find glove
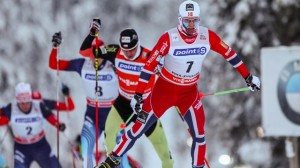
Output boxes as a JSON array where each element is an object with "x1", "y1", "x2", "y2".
[
  {"x1": 52, "y1": 31, "x2": 62, "y2": 48},
  {"x1": 89, "y1": 18, "x2": 101, "y2": 36},
  {"x1": 245, "y1": 74, "x2": 261, "y2": 91},
  {"x1": 93, "y1": 45, "x2": 107, "y2": 58},
  {"x1": 58, "y1": 123, "x2": 66, "y2": 132},
  {"x1": 61, "y1": 84, "x2": 70, "y2": 96},
  {"x1": 130, "y1": 93, "x2": 144, "y2": 114}
]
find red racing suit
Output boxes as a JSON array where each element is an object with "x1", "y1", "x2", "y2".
[{"x1": 113, "y1": 26, "x2": 250, "y2": 168}]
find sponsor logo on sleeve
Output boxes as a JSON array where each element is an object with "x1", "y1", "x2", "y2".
[
  {"x1": 106, "y1": 46, "x2": 118, "y2": 52},
  {"x1": 220, "y1": 41, "x2": 229, "y2": 49},
  {"x1": 146, "y1": 50, "x2": 159, "y2": 66}
]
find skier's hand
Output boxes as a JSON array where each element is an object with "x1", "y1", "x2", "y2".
[
  {"x1": 93, "y1": 45, "x2": 107, "y2": 58},
  {"x1": 61, "y1": 84, "x2": 70, "y2": 96},
  {"x1": 245, "y1": 74, "x2": 261, "y2": 91},
  {"x1": 130, "y1": 93, "x2": 144, "y2": 114},
  {"x1": 89, "y1": 18, "x2": 101, "y2": 36},
  {"x1": 58, "y1": 123, "x2": 66, "y2": 132},
  {"x1": 52, "y1": 32, "x2": 62, "y2": 48}
]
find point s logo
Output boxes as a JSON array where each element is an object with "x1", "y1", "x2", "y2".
[
  {"x1": 85, "y1": 74, "x2": 113, "y2": 81},
  {"x1": 173, "y1": 47, "x2": 206, "y2": 56},
  {"x1": 277, "y1": 60, "x2": 300, "y2": 125},
  {"x1": 118, "y1": 62, "x2": 142, "y2": 72}
]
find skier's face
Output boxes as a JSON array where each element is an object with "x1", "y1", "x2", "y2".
[
  {"x1": 181, "y1": 17, "x2": 200, "y2": 37},
  {"x1": 18, "y1": 102, "x2": 32, "y2": 112},
  {"x1": 122, "y1": 47, "x2": 137, "y2": 60}
]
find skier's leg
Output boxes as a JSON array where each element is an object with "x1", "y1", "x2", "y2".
[
  {"x1": 104, "y1": 106, "x2": 123, "y2": 153},
  {"x1": 14, "y1": 143, "x2": 32, "y2": 168},
  {"x1": 97, "y1": 110, "x2": 159, "y2": 168},
  {"x1": 81, "y1": 113, "x2": 97, "y2": 168},
  {"x1": 81, "y1": 106, "x2": 110, "y2": 168},
  {"x1": 34, "y1": 138, "x2": 62, "y2": 168},
  {"x1": 105, "y1": 106, "x2": 132, "y2": 168},
  {"x1": 180, "y1": 98, "x2": 206, "y2": 168}
]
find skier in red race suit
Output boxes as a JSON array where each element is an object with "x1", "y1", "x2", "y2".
[{"x1": 96, "y1": 0, "x2": 261, "y2": 167}]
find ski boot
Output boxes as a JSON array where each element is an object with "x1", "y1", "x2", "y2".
[{"x1": 95, "y1": 153, "x2": 121, "y2": 168}]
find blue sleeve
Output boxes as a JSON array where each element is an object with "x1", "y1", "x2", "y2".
[
  {"x1": 64, "y1": 58, "x2": 85, "y2": 76},
  {"x1": 39, "y1": 102, "x2": 53, "y2": 118},
  {"x1": 43, "y1": 99, "x2": 56, "y2": 110},
  {"x1": 1, "y1": 103, "x2": 12, "y2": 120}
]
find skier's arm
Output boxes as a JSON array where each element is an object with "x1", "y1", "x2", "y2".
[
  {"x1": 0, "y1": 104, "x2": 12, "y2": 126},
  {"x1": 208, "y1": 30, "x2": 250, "y2": 78},
  {"x1": 43, "y1": 85, "x2": 75, "y2": 111},
  {"x1": 48, "y1": 48, "x2": 71, "y2": 70},
  {"x1": 79, "y1": 34, "x2": 117, "y2": 64},
  {"x1": 43, "y1": 98, "x2": 74, "y2": 112},
  {"x1": 0, "y1": 108, "x2": 9, "y2": 126},
  {"x1": 135, "y1": 32, "x2": 170, "y2": 94},
  {"x1": 79, "y1": 34, "x2": 104, "y2": 58},
  {"x1": 40, "y1": 102, "x2": 59, "y2": 126}
]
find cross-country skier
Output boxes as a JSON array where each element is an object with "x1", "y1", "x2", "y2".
[
  {"x1": 96, "y1": 0, "x2": 261, "y2": 167},
  {"x1": 0, "y1": 82, "x2": 66, "y2": 168},
  {"x1": 0, "y1": 84, "x2": 75, "y2": 126},
  {"x1": 80, "y1": 23, "x2": 173, "y2": 168},
  {"x1": 49, "y1": 30, "x2": 119, "y2": 168}
]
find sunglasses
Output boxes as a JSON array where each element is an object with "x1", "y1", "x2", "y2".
[{"x1": 182, "y1": 17, "x2": 200, "y2": 27}]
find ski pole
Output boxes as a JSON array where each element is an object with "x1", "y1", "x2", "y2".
[
  {"x1": 120, "y1": 113, "x2": 135, "y2": 129},
  {"x1": 55, "y1": 32, "x2": 62, "y2": 167},
  {"x1": 120, "y1": 87, "x2": 250, "y2": 128},
  {"x1": 199, "y1": 87, "x2": 249, "y2": 98},
  {"x1": 61, "y1": 132, "x2": 77, "y2": 168},
  {"x1": 94, "y1": 28, "x2": 100, "y2": 164},
  {"x1": 0, "y1": 127, "x2": 9, "y2": 147}
]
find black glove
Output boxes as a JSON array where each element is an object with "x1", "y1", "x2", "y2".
[
  {"x1": 93, "y1": 45, "x2": 107, "y2": 58},
  {"x1": 130, "y1": 93, "x2": 144, "y2": 114},
  {"x1": 245, "y1": 74, "x2": 261, "y2": 91},
  {"x1": 52, "y1": 32, "x2": 62, "y2": 48},
  {"x1": 89, "y1": 18, "x2": 101, "y2": 36},
  {"x1": 58, "y1": 123, "x2": 66, "y2": 132},
  {"x1": 61, "y1": 84, "x2": 70, "y2": 96}
]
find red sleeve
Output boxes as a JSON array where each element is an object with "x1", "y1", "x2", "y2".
[
  {"x1": 46, "y1": 114, "x2": 59, "y2": 127},
  {"x1": 66, "y1": 96, "x2": 75, "y2": 111},
  {"x1": 0, "y1": 115, "x2": 9, "y2": 126},
  {"x1": 55, "y1": 96, "x2": 75, "y2": 111},
  {"x1": 79, "y1": 36, "x2": 105, "y2": 58},
  {"x1": 0, "y1": 109, "x2": 9, "y2": 125},
  {"x1": 144, "y1": 32, "x2": 170, "y2": 70},
  {"x1": 32, "y1": 91, "x2": 42, "y2": 100},
  {"x1": 208, "y1": 30, "x2": 250, "y2": 78},
  {"x1": 135, "y1": 32, "x2": 170, "y2": 94},
  {"x1": 49, "y1": 48, "x2": 71, "y2": 70}
]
